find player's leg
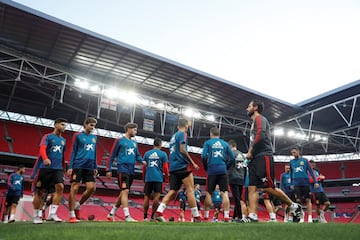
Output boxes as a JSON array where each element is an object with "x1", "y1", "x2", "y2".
[
  {"x1": 230, "y1": 184, "x2": 242, "y2": 221},
  {"x1": 263, "y1": 197, "x2": 276, "y2": 222},
  {"x1": 151, "y1": 192, "x2": 161, "y2": 219},
  {"x1": 69, "y1": 180, "x2": 80, "y2": 222},
  {"x1": 320, "y1": 193, "x2": 330, "y2": 223},
  {"x1": 120, "y1": 174, "x2": 137, "y2": 221},
  {"x1": 107, "y1": 173, "x2": 124, "y2": 221},
  {"x1": 204, "y1": 175, "x2": 215, "y2": 220},
  {"x1": 3, "y1": 197, "x2": 11, "y2": 223},
  {"x1": 218, "y1": 175, "x2": 231, "y2": 221},
  {"x1": 240, "y1": 186, "x2": 249, "y2": 220},
  {"x1": 151, "y1": 184, "x2": 161, "y2": 219},
  {"x1": 32, "y1": 170, "x2": 47, "y2": 224},
  {"x1": 143, "y1": 194, "x2": 150, "y2": 221},
  {"x1": 78, "y1": 170, "x2": 96, "y2": 206},
  {"x1": 33, "y1": 189, "x2": 46, "y2": 224},
  {"x1": 154, "y1": 170, "x2": 182, "y2": 222},
  {"x1": 8, "y1": 202, "x2": 18, "y2": 223},
  {"x1": 75, "y1": 178, "x2": 96, "y2": 220},
  {"x1": 182, "y1": 173, "x2": 201, "y2": 220},
  {"x1": 48, "y1": 182, "x2": 64, "y2": 222}
]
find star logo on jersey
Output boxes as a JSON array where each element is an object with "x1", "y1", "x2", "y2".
[
  {"x1": 211, "y1": 141, "x2": 224, "y2": 149},
  {"x1": 170, "y1": 146, "x2": 175, "y2": 154},
  {"x1": 127, "y1": 148, "x2": 135, "y2": 155},
  {"x1": 213, "y1": 150, "x2": 223, "y2": 158},
  {"x1": 236, "y1": 161, "x2": 244, "y2": 169},
  {"x1": 61, "y1": 140, "x2": 65, "y2": 146},
  {"x1": 85, "y1": 144, "x2": 94, "y2": 151},
  {"x1": 295, "y1": 166, "x2": 303, "y2": 172},
  {"x1": 261, "y1": 177, "x2": 268, "y2": 183},
  {"x1": 92, "y1": 138, "x2": 96, "y2": 143},
  {"x1": 52, "y1": 145, "x2": 62, "y2": 152},
  {"x1": 149, "y1": 160, "x2": 159, "y2": 168},
  {"x1": 14, "y1": 180, "x2": 21, "y2": 185},
  {"x1": 149, "y1": 152, "x2": 159, "y2": 159}
]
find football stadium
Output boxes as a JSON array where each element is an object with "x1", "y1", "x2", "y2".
[{"x1": 0, "y1": 1, "x2": 359, "y2": 239}]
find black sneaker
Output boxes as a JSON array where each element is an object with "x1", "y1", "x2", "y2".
[
  {"x1": 290, "y1": 204, "x2": 304, "y2": 223},
  {"x1": 239, "y1": 217, "x2": 258, "y2": 223}
]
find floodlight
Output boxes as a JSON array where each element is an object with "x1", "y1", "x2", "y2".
[
  {"x1": 205, "y1": 115, "x2": 215, "y2": 122},
  {"x1": 74, "y1": 78, "x2": 89, "y2": 89},
  {"x1": 273, "y1": 128, "x2": 284, "y2": 136}
]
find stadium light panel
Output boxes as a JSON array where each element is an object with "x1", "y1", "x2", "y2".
[
  {"x1": 193, "y1": 111, "x2": 202, "y2": 119},
  {"x1": 104, "y1": 88, "x2": 118, "y2": 99},
  {"x1": 90, "y1": 85, "x2": 101, "y2": 93},
  {"x1": 74, "y1": 78, "x2": 89, "y2": 90},
  {"x1": 184, "y1": 108, "x2": 194, "y2": 117},
  {"x1": 119, "y1": 91, "x2": 139, "y2": 104},
  {"x1": 205, "y1": 115, "x2": 215, "y2": 122},
  {"x1": 273, "y1": 128, "x2": 284, "y2": 136},
  {"x1": 287, "y1": 130, "x2": 295, "y2": 137}
]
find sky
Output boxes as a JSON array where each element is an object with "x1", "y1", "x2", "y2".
[{"x1": 13, "y1": 0, "x2": 360, "y2": 104}]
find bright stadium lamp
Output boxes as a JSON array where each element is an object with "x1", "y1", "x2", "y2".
[
  {"x1": 74, "y1": 78, "x2": 89, "y2": 90},
  {"x1": 193, "y1": 111, "x2": 202, "y2": 119},
  {"x1": 205, "y1": 115, "x2": 215, "y2": 122},
  {"x1": 287, "y1": 130, "x2": 295, "y2": 137},
  {"x1": 90, "y1": 85, "x2": 101, "y2": 93},
  {"x1": 104, "y1": 88, "x2": 118, "y2": 99},
  {"x1": 273, "y1": 128, "x2": 284, "y2": 136},
  {"x1": 156, "y1": 102, "x2": 165, "y2": 110},
  {"x1": 184, "y1": 108, "x2": 194, "y2": 117},
  {"x1": 120, "y1": 91, "x2": 139, "y2": 104}
]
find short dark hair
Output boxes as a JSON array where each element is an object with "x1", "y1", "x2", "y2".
[
  {"x1": 251, "y1": 99, "x2": 264, "y2": 113},
  {"x1": 154, "y1": 138, "x2": 162, "y2": 147},
  {"x1": 17, "y1": 164, "x2": 25, "y2": 170},
  {"x1": 84, "y1": 117, "x2": 97, "y2": 125},
  {"x1": 178, "y1": 118, "x2": 188, "y2": 128},
  {"x1": 124, "y1": 122, "x2": 138, "y2": 132},
  {"x1": 309, "y1": 159, "x2": 315, "y2": 163},
  {"x1": 210, "y1": 127, "x2": 220, "y2": 136},
  {"x1": 54, "y1": 118, "x2": 67, "y2": 125},
  {"x1": 291, "y1": 146, "x2": 300, "y2": 152},
  {"x1": 228, "y1": 140, "x2": 237, "y2": 148}
]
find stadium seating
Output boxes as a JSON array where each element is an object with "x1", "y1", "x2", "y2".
[
  {"x1": 0, "y1": 121, "x2": 10, "y2": 152},
  {"x1": 5, "y1": 121, "x2": 42, "y2": 156}
]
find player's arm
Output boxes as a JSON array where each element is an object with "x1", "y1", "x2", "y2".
[
  {"x1": 201, "y1": 142, "x2": 209, "y2": 171},
  {"x1": 289, "y1": 162, "x2": 294, "y2": 190},
  {"x1": 30, "y1": 157, "x2": 41, "y2": 180},
  {"x1": 142, "y1": 161, "x2": 146, "y2": 182},
  {"x1": 180, "y1": 143, "x2": 199, "y2": 170},
  {"x1": 280, "y1": 174, "x2": 285, "y2": 191},
  {"x1": 67, "y1": 133, "x2": 79, "y2": 175},
  {"x1": 306, "y1": 160, "x2": 319, "y2": 188},
  {"x1": 246, "y1": 116, "x2": 263, "y2": 159},
  {"x1": 7, "y1": 174, "x2": 14, "y2": 190},
  {"x1": 39, "y1": 135, "x2": 51, "y2": 166},
  {"x1": 135, "y1": 146, "x2": 146, "y2": 165},
  {"x1": 62, "y1": 144, "x2": 67, "y2": 173},
  {"x1": 93, "y1": 137, "x2": 98, "y2": 176},
  {"x1": 163, "y1": 153, "x2": 169, "y2": 183},
  {"x1": 20, "y1": 177, "x2": 24, "y2": 198},
  {"x1": 226, "y1": 145, "x2": 235, "y2": 169},
  {"x1": 106, "y1": 139, "x2": 119, "y2": 178}
]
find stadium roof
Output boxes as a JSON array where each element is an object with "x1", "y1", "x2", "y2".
[{"x1": 0, "y1": 0, "x2": 359, "y2": 156}]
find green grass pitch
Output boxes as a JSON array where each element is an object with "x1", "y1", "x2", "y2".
[{"x1": 0, "y1": 221, "x2": 359, "y2": 240}]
